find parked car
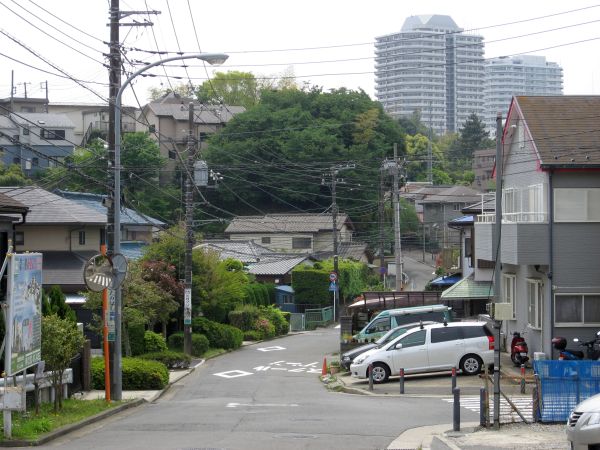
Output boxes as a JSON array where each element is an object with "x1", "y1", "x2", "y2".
[
  {"x1": 352, "y1": 304, "x2": 453, "y2": 343},
  {"x1": 341, "y1": 321, "x2": 437, "y2": 370},
  {"x1": 350, "y1": 321, "x2": 494, "y2": 383},
  {"x1": 567, "y1": 392, "x2": 600, "y2": 449}
]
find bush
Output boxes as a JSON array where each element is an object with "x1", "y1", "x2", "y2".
[
  {"x1": 167, "y1": 332, "x2": 184, "y2": 350},
  {"x1": 192, "y1": 317, "x2": 243, "y2": 350},
  {"x1": 291, "y1": 267, "x2": 330, "y2": 306},
  {"x1": 254, "y1": 318, "x2": 276, "y2": 339},
  {"x1": 191, "y1": 333, "x2": 209, "y2": 356},
  {"x1": 243, "y1": 330, "x2": 263, "y2": 341},
  {"x1": 261, "y1": 306, "x2": 289, "y2": 336},
  {"x1": 127, "y1": 324, "x2": 146, "y2": 356},
  {"x1": 92, "y1": 357, "x2": 169, "y2": 390},
  {"x1": 229, "y1": 305, "x2": 261, "y2": 331},
  {"x1": 144, "y1": 331, "x2": 168, "y2": 353},
  {"x1": 140, "y1": 351, "x2": 191, "y2": 369}
]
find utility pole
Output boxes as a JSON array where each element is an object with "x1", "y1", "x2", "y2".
[
  {"x1": 392, "y1": 143, "x2": 403, "y2": 291},
  {"x1": 184, "y1": 102, "x2": 195, "y2": 355},
  {"x1": 18, "y1": 82, "x2": 30, "y2": 98},
  {"x1": 10, "y1": 71, "x2": 14, "y2": 113},
  {"x1": 427, "y1": 101, "x2": 433, "y2": 184},
  {"x1": 41, "y1": 81, "x2": 48, "y2": 112},
  {"x1": 378, "y1": 166, "x2": 385, "y2": 282},
  {"x1": 492, "y1": 112, "x2": 503, "y2": 429}
]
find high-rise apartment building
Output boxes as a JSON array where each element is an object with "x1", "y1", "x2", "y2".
[
  {"x1": 484, "y1": 55, "x2": 563, "y2": 134},
  {"x1": 375, "y1": 15, "x2": 485, "y2": 135}
]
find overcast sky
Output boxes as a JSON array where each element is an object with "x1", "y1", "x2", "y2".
[{"x1": 1, "y1": 0, "x2": 600, "y2": 107}]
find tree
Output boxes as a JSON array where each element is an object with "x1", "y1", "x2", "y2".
[
  {"x1": 41, "y1": 315, "x2": 85, "y2": 412},
  {"x1": 449, "y1": 113, "x2": 493, "y2": 161},
  {"x1": 0, "y1": 163, "x2": 31, "y2": 186},
  {"x1": 196, "y1": 71, "x2": 261, "y2": 109},
  {"x1": 42, "y1": 285, "x2": 76, "y2": 322}
]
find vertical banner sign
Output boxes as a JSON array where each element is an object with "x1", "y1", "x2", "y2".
[
  {"x1": 107, "y1": 289, "x2": 116, "y2": 341},
  {"x1": 6, "y1": 253, "x2": 43, "y2": 376},
  {"x1": 184, "y1": 288, "x2": 192, "y2": 325}
]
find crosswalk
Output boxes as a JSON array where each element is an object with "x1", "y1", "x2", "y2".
[{"x1": 442, "y1": 396, "x2": 533, "y2": 423}]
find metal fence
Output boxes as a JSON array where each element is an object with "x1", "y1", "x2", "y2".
[
  {"x1": 534, "y1": 360, "x2": 600, "y2": 422},
  {"x1": 305, "y1": 306, "x2": 333, "y2": 330},
  {"x1": 289, "y1": 313, "x2": 305, "y2": 332}
]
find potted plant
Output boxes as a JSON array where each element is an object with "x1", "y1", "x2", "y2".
[{"x1": 329, "y1": 359, "x2": 341, "y2": 375}]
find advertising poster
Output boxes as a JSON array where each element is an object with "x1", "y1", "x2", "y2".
[{"x1": 6, "y1": 253, "x2": 43, "y2": 376}]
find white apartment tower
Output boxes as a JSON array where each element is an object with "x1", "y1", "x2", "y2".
[
  {"x1": 375, "y1": 15, "x2": 485, "y2": 135},
  {"x1": 484, "y1": 55, "x2": 563, "y2": 134}
]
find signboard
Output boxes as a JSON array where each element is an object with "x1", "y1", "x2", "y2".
[
  {"x1": 6, "y1": 253, "x2": 43, "y2": 376},
  {"x1": 107, "y1": 289, "x2": 116, "y2": 341},
  {"x1": 184, "y1": 288, "x2": 192, "y2": 325},
  {"x1": 329, "y1": 281, "x2": 337, "y2": 292},
  {"x1": 329, "y1": 272, "x2": 337, "y2": 282}
]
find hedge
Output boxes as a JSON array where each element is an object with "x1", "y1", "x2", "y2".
[
  {"x1": 92, "y1": 357, "x2": 169, "y2": 390},
  {"x1": 140, "y1": 351, "x2": 191, "y2": 369},
  {"x1": 126, "y1": 324, "x2": 146, "y2": 356},
  {"x1": 192, "y1": 317, "x2": 243, "y2": 350},
  {"x1": 291, "y1": 267, "x2": 330, "y2": 306},
  {"x1": 167, "y1": 332, "x2": 209, "y2": 357},
  {"x1": 228, "y1": 305, "x2": 261, "y2": 331},
  {"x1": 144, "y1": 331, "x2": 168, "y2": 353}
]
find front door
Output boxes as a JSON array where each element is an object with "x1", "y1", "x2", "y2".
[{"x1": 388, "y1": 329, "x2": 428, "y2": 374}]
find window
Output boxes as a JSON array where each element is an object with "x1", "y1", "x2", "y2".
[
  {"x1": 431, "y1": 327, "x2": 462, "y2": 343},
  {"x1": 527, "y1": 279, "x2": 543, "y2": 329},
  {"x1": 261, "y1": 237, "x2": 271, "y2": 244},
  {"x1": 282, "y1": 294, "x2": 293, "y2": 305},
  {"x1": 292, "y1": 237, "x2": 311, "y2": 249},
  {"x1": 502, "y1": 274, "x2": 516, "y2": 319},
  {"x1": 554, "y1": 188, "x2": 600, "y2": 222},
  {"x1": 32, "y1": 157, "x2": 38, "y2": 167},
  {"x1": 25, "y1": 159, "x2": 31, "y2": 170},
  {"x1": 78, "y1": 231, "x2": 86, "y2": 245},
  {"x1": 397, "y1": 329, "x2": 426, "y2": 348},
  {"x1": 14, "y1": 231, "x2": 24, "y2": 245},
  {"x1": 366, "y1": 317, "x2": 390, "y2": 334},
  {"x1": 22, "y1": 126, "x2": 29, "y2": 136},
  {"x1": 555, "y1": 294, "x2": 600, "y2": 325},
  {"x1": 41, "y1": 129, "x2": 65, "y2": 140},
  {"x1": 168, "y1": 150, "x2": 176, "y2": 160},
  {"x1": 13, "y1": 157, "x2": 20, "y2": 165}
]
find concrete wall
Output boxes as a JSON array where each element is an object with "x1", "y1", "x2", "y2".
[{"x1": 15, "y1": 225, "x2": 103, "y2": 252}]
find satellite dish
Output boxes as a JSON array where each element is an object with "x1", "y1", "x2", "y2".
[{"x1": 83, "y1": 253, "x2": 128, "y2": 292}]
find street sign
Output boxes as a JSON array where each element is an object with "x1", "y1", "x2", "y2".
[
  {"x1": 184, "y1": 288, "x2": 192, "y2": 325},
  {"x1": 329, "y1": 281, "x2": 337, "y2": 292},
  {"x1": 107, "y1": 289, "x2": 116, "y2": 341},
  {"x1": 329, "y1": 272, "x2": 337, "y2": 282}
]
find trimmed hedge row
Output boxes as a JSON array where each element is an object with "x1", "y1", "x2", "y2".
[
  {"x1": 192, "y1": 317, "x2": 243, "y2": 350},
  {"x1": 139, "y1": 350, "x2": 191, "y2": 369},
  {"x1": 167, "y1": 332, "x2": 209, "y2": 357},
  {"x1": 91, "y1": 357, "x2": 169, "y2": 390},
  {"x1": 228, "y1": 305, "x2": 289, "y2": 341}
]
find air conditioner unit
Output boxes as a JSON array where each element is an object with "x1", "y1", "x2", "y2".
[{"x1": 487, "y1": 302, "x2": 513, "y2": 321}]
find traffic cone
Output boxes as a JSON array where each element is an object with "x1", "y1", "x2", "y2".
[{"x1": 322, "y1": 357, "x2": 328, "y2": 376}]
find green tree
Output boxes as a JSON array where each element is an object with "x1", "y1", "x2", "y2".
[
  {"x1": 449, "y1": 113, "x2": 493, "y2": 161},
  {"x1": 42, "y1": 285, "x2": 76, "y2": 322},
  {"x1": 41, "y1": 314, "x2": 85, "y2": 412},
  {"x1": 0, "y1": 163, "x2": 31, "y2": 186},
  {"x1": 196, "y1": 71, "x2": 261, "y2": 109}
]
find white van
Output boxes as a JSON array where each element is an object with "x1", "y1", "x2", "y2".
[{"x1": 350, "y1": 321, "x2": 494, "y2": 383}]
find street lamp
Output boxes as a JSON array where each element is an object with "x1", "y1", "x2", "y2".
[{"x1": 112, "y1": 52, "x2": 228, "y2": 400}]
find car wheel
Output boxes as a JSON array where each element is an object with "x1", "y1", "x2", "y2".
[
  {"x1": 370, "y1": 363, "x2": 390, "y2": 383},
  {"x1": 460, "y1": 355, "x2": 483, "y2": 375}
]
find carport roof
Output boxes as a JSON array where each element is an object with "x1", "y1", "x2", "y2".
[{"x1": 441, "y1": 274, "x2": 493, "y2": 300}]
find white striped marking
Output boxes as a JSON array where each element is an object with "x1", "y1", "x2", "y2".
[{"x1": 443, "y1": 396, "x2": 533, "y2": 422}]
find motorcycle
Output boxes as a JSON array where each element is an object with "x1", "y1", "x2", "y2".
[
  {"x1": 552, "y1": 331, "x2": 600, "y2": 360},
  {"x1": 510, "y1": 331, "x2": 529, "y2": 366}
]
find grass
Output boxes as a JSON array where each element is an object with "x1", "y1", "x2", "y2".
[
  {"x1": 203, "y1": 348, "x2": 228, "y2": 359},
  {"x1": 0, "y1": 399, "x2": 120, "y2": 442}
]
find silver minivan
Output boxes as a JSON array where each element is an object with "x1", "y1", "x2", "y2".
[{"x1": 350, "y1": 321, "x2": 495, "y2": 383}]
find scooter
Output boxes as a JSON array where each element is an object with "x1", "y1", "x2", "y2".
[
  {"x1": 510, "y1": 331, "x2": 529, "y2": 366},
  {"x1": 552, "y1": 332, "x2": 600, "y2": 360}
]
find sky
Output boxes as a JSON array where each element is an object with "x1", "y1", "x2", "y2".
[{"x1": 1, "y1": 0, "x2": 600, "y2": 108}]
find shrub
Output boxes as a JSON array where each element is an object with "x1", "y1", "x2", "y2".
[
  {"x1": 229, "y1": 305, "x2": 261, "y2": 331},
  {"x1": 144, "y1": 331, "x2": 168, "y2": 353},
  {"x1": 261, "y1": 306, "x2": 289, "y2": 336},
  {"x1": 192, "y1": 317, "x2": 243, "y2": 350},
  {"x1": 167, "y1": 332, "x2": 184, "y2": 350},
  {"x1": 291, "y1": 267, "x2": 330, "y2": 306},
  {"x1": 126, "y1": 324, "x2": 146, "y2": 356},
  {"x1": 254, "y1": 318, "x2": 275, "y2": 339},
  {"x1": 191, "y1": 333, "x2": 209, "y2": 356},
  {"x1": 140, "y1": 351, "x2": 191, "y2": 369},
  {"x1": 92, "y1": 357, "x2": 169, "y2": 390},
  {"x1": 243, "y1": 330, "x2": 263, "y2": 341}
]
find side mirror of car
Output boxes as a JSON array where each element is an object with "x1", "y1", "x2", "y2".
[{"x1": 394, "y1": 343, "x2": 403, "y2": 350}]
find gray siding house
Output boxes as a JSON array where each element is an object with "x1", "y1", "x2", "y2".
[{"x1": 474, "y1": 96, "x2": 600, "y2": 355}]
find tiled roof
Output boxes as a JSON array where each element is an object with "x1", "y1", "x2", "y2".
[
  {"x1": 247, "y1": 256, "x2": 307, "y2": 276},
  {"x1": 0, "y1": 192, "x2": 28, "y2": 214},
  {"x1": 194, "y1": 240, "x2": 273, "y2": 263},
  {"x1": 512, "y1": 96, "x2": 600, "y2": 168},
  {"x1": 42, "y1": 251, "x2": 96, "y2": 286},
  {"x1": 441, "y1": 274, "x2": 494, "y2": 300},
  {"x1": 11, "y1": 113, "x2": 75, "y2": 129},
  {"x1": 225, "y1": 213, "x2": 351, "y2": 234},
  {"x1": 0, "y1": 187, "x2": 106, "y2": 224},
  {"x1": 311, "y1": 241, "x2": 368, "y2": 261},
  {"x1": 54, "y1": 190, "x2": 163, "y2": 226},
  {"x1": 420, "y1": 186, "x2": 482, "y2": 204},
  {"x1": 144, "y1": 94, "x2": 244, "y2": 124}
]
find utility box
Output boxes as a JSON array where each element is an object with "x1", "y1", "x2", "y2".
[{"x1": 487, "y1": 302, "x2": 514, "y2": 321}]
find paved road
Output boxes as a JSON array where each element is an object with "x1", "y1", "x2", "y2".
[
  {"x1": 43, "y1": 327, "x2": 478, "y2": 450},
  {"x1": 403, "y1": 252, "x2": 436, "y2": 291}
]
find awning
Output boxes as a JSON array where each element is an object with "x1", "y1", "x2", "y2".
[
  {"x1": 430, "y1": 274, "x2": 462, "y2": 286},
  {"x1": 441, "y1": 274, "x2": 493, "y2": 300}
]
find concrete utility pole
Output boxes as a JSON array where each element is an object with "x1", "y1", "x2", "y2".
[
  {"x1": 492, "y1": 112, "x2": 503, "y2": 429},
  {"x1": 427, "y1": 101, "x2": 433, "y2": 184},
  {"x1": 184, "y1": 102, "x2": 195, "y2": 356},
  {"x1": 378, "y1": 166, "x2": 385, "y2": 281},
  {"x1": 392, "y1": 143, "x2": 403, "y2": 291}
]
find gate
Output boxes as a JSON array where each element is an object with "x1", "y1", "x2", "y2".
[
  {"x1": 534, "y1": 360, "x2": 600, "y2": 422},
  {"x1": 289, "y1": 313, "x2": 305, "y2": 331},
  {"x1": 305, "y1": 306, "x2": 333, "y2": 330}
]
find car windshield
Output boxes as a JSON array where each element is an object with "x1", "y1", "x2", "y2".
[{"x1": 375, "y1": 327, "x2": 409, "y2": 347}]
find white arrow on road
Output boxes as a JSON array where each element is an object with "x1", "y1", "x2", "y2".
[{"x1": 226, "y1": 402, "x2": 299, "y2": 408}]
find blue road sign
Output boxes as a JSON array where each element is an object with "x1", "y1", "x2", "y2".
[{"x1": 329, "y1": 281, "x2": 337, "y2": 292}]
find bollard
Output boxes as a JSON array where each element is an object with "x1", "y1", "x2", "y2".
[
  {"x1": 480, "y1": 388, "x2": 487, "y2": 427},
  {"x1": 451, "y1": 366, "x2": 457, "y2": 393},
  {"x1": 368, "y1": 364, "x2": 374, "y2": 391},
  {"x1": 453, "y1": 387, "x2": 461, "y2": 432},
  {"x1": 399, "y1": 368, "x2": 405, "y2": 394},
  {"x1": 520, "y1": 364, "x2": 526, "y2": 394},
  {"x1": 532, "y1": 385, "x2": 539, "y2": 423}
]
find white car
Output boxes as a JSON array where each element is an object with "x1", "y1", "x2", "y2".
[
  {"x1": 350, "y1": 321, "x2": 495, "y2": 383},
  {"x1": 567, "y1": 393, "x2": 600, "y2": 449}
]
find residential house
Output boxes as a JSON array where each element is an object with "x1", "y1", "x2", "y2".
[
  {"x1": 0, "y1": 191, "x2": 29, "y2": 264},
  {"x1": 474, "y1": 95, "x2": 600, "y2": 355},
  {"x1": 224, "y1": 213, "x2": 355, "y2": 255},
  {"x1": 472, "y1": 148, "x2": 496, "y2": 191},
  {"x1": 0, "y1": 113, "x2": 75, "y2": 175},
  {"x1": 0, "y1": 97, "x2": 48, "y2": 115},
  {"x1": 138, "y1": 93, "x2": 244, "y2": 184}
]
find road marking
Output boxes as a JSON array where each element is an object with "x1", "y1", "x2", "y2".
[
  {"x1": 442, "y1": 396, "x2": 533, "y2": 423},
  {"x1": 257, "y1": 346, "x2": 286, "y2": 352},
  {"x1": 213, "y1": 370, "x2": 253, "y2": 378},
  {"x1": 226, "y1": 402, "x2": 299, "y2": 408}
]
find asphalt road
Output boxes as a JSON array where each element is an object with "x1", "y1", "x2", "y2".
[
  {"x1": 43, "y1": 327, "x2": 478, "y2": 450},
  {"x1": 403, "y1": 251, "x2": 437, "y2": 291}
]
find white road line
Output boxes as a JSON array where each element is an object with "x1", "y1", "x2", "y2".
[
  {"x1": 226, "y1": 402, "x2": 299, "y2": 408},
  {"x1": 442, "y1": 396, "x2": 533, "y2": 422}
]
